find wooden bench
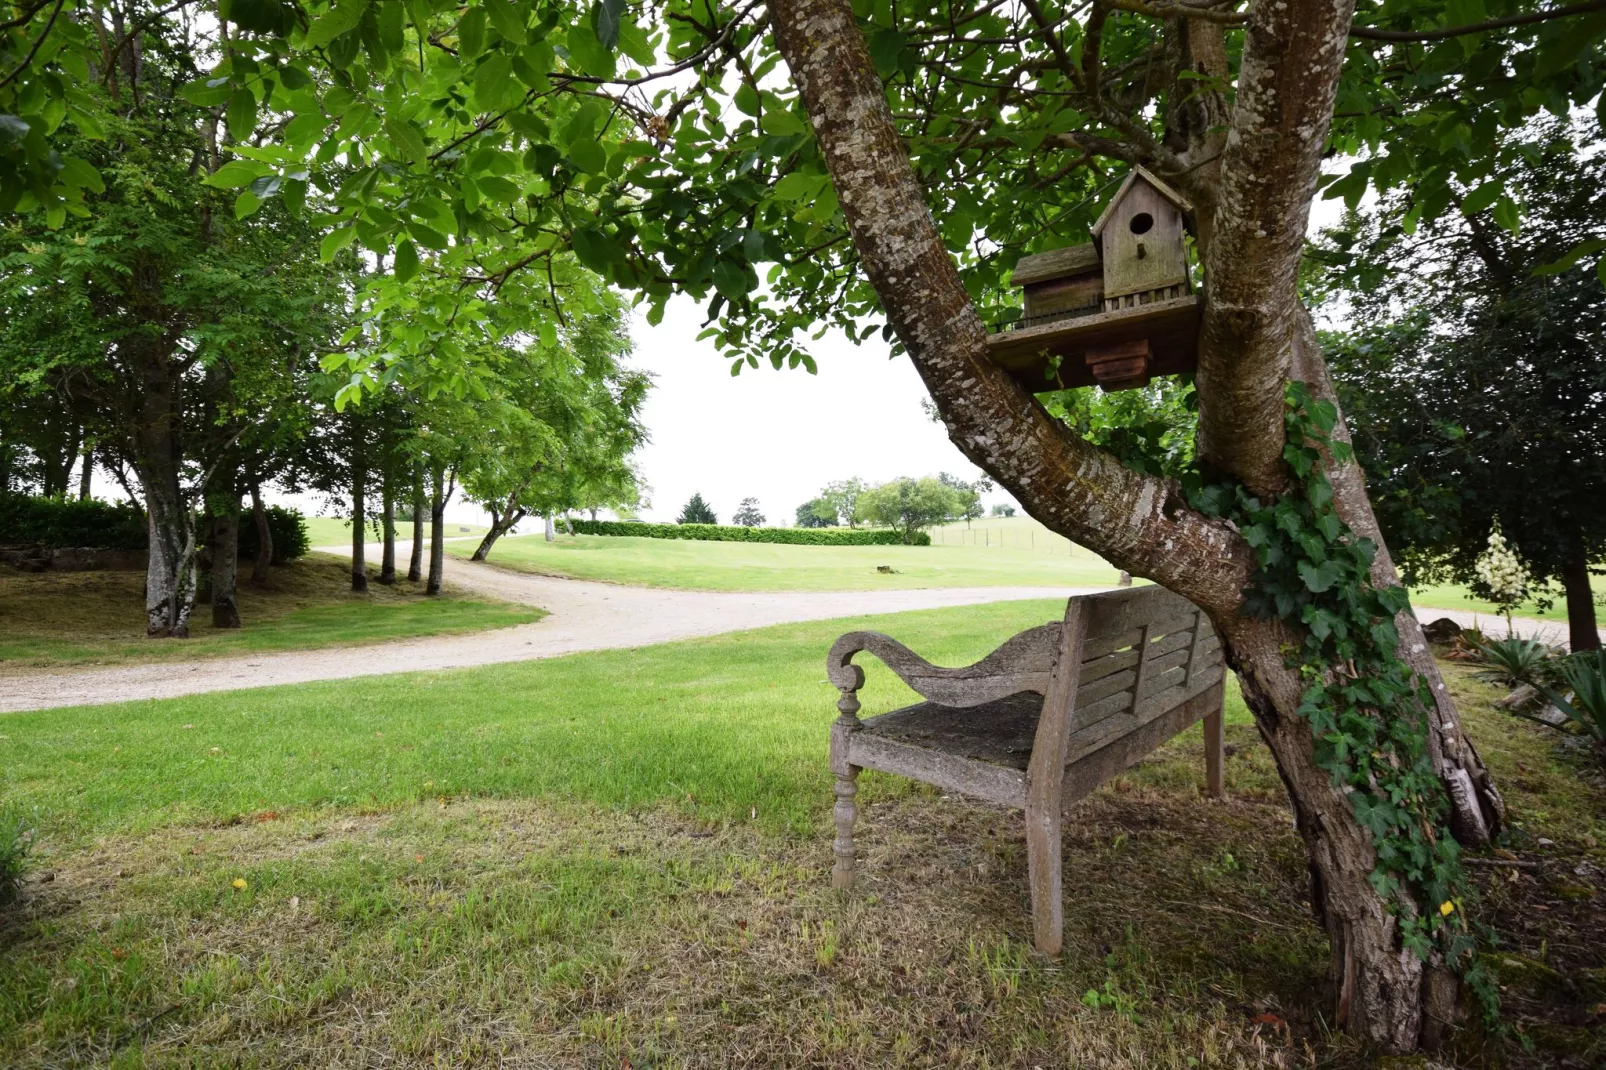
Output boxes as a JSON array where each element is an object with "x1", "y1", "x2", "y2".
[{"x1": 825, "y1": 585, "x2": 1226, "y2": 954}]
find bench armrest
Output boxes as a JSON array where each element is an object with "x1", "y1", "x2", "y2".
[{"x1": 827, "y1": 624, "x2": 1060, "y2": 708}]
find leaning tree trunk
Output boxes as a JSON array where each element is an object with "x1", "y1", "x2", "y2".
[
  {"x1": 471, "y1": 503, "x2": 524, "y2": 562},
  {"x1": 766, "y1": 0, "x2": 1501, "y2": 1050},
  {"x1": 379, "y1": 475, "x2": 397, "y2": 585},
  {"x1": 249, "y1": 482, "x2": 273, "y2": 586},
  {"x1": 210, "y1": 496, "x2": 242, "y2": 629},
  {"x1": 409, "y1": 472, "x2": 425, "y2": 583}
]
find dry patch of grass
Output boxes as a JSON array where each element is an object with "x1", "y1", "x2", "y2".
[{"x1": 0, "y1": 554, "x2": 541, "y2": 672}]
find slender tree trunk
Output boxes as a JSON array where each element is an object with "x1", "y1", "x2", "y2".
[
  {"x1": 427, "y1": 468, "x2": 448, "y2": 595},
  {"x1": 249, "y1": 482, "x2": 273, "y2": 586},
  {"x1": 408, "y1": 471, "x2": 424, "y2": 583},
  {"x1": 766, "y1": 0, "x2": 1498, "y2": 1049},
  {"x1": 1561, "y1": 533, "x2": 1600, "y2": 652},
  {"x1": 211, "y1": 495, "x2": 241, "y2": 629},
  {"x1": 379, "y1": 475, "x2": 397, "y2": 585},
  {"x1": 351, "y1": 443, "x2": 368, "y2": 594},
  {"x1": 543, "y1": 513, "x2": 555, "y2": 542},
  {"x1": 78, "y1": 447, "x2": 93, "y2": 500},
  {"x1": 471, "y1": 504, "x2": 526, "y2": 561}
]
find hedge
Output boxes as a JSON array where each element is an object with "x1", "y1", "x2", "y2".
[
  {"x1": 0, "y1": 495, "x2": 308, "y2": 562},
  {"x1": 567, "y1": 518, "x2": 930, "y2": 546}
]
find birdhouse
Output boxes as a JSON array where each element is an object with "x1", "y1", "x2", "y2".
[{"x1": 986, "y1": 167, "x2": 1201, "y2": 392}]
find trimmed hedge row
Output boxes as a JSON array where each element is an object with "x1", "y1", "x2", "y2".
[
  {"x1": 568, "y1": 518, "x2": 930, "y2": 546},
  {"x1": 0, "y1": 495, "x2": 309, "y2": 562}
]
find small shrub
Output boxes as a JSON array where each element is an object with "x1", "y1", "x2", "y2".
[
  {"x1": 1535, "y1": 649, "x2": 1606, "y2": 761},
  {"x1": 568, "y1": 519, "x2": 925, "y2": 546},
  {"x1": 1472, "y1": 636, "x2": 1554, "y2": 689},
  {"x1": 237, "y1": 505, "x2": 310, "y2": 564},
  {"x1": 0, "y1": 807, "x2": 33, "y2": 907}
]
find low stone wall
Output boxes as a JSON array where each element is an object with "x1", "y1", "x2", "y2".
[{"x1": 1, "y1": 544, "x2": 147, "y2": 572}]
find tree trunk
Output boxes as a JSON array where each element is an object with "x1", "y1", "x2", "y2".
[
  {"x1": 131, "y1": 361, "x2": 194, "y2": 638},
  {"x1": 765, "y1": 0, "x2": 1500, "y2": 1049},
  {"x1": 379, "y1": 476, "x2": 397, "y2": 585},
  {"x1": 249, "y1": 482, "x2": 273, "y2": 586},
  {"x1": 1561, "y1": 533, "x2": 1600, "y2": 652},
  {"x1": 408, "y1": 473, "x2": 424, "y2": 583},
  {"x1": 427, "y1": 470, "x2": 447, "y2": 596},
  {"x1": 543, "y1": 513, "x2": 555, "y2": 542},
  {"x1": 351, "y1": 444, "x2": 368, "y2": 594},
  {"x1": 471, "y1": 503, "x2": 526, "y2": 561},
  {"x1": 211, "y1": 497, "x2": 241, "y2": 629},
  {"x1": 78, "y1": 447, "x2": 93, "y2": 500}
]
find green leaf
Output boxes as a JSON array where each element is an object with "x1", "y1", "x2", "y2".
[
  {"x1": 56, "y1": 156, "x2": 103, "y2": 194},
  {"x1": 1297, "y1": 559, "x2": 1342, "y2": 594},
  {"x1": 284, "y1": 111, "x2": 327, "y2": 148},
  {"x1": 234, "y1": 189, "x2": 262, "y2": 219},
  {"x1": 473, "y1": 51, "x2": 520, "y2": 113},
  {"x1": 1460, "y1": 179, "x2": 1502, "y2": 215},
  {"x1": 203, "y1": 160, "x2": 261, "y2": 188},
  {"x1": 1491, "y1": 196, "x2": 1520, "y2": 235},
  {"x1": 457, "y1": 7, "x2": 486, "y2": 58},
  {"x1": 305, "y1": 0, "x2": 370, "y2": 49},
  {"x1": 734, "y1": 82, "x2": 761, "y2": 118},
  {"x1": 180, "y1": 76, "x2": 234, "y2": 107},
  {"x1": 564, "y1": 24, "x2": 616, "y2": 78},
  {"x1": 392, "y1": 238, "x2": 420, "y2": 281},
  {"x1": 476, "y1": 175, "x2": 522, "y2": 202},
  {"x1": 868, "y1": 28, "x2": 907, "y2": 77},
  {"x1": 559, "y1": 100, "x2": 604, "y2": 150},
  {"x1": 407, "y1": 221, "x2": 449, "y2": 249},
  {"x1": 713, "y1": 260, "x2": 750, "y2": 301},
  {"x1": 570, "y1": 227, "x2": 623, "y2": 273},
  {"x1": 760, "y1": 109, "x2": 807, "y2": 138},
  {"x1": 321, "y1": 226, "x2": 358, "y2": 261},
  {"x1": 385, "y1": 117, "x2": 428, "y2": 162},
  {"x1": 568, "y1": 138, "x2": 607, "y2": 174},
  {"x1": 483, "y1": 0, "x2": 525, "y2": 43},
  {"x1": 226, "y1": 88, "x2": 258, "y2": 142},
  {"x1": 1533, "y1": 238, "x2": 1606, "y2": 276},
  {"x1": 615, "y1": 20, "x2": 654, "y2": 67},
  {"x1": 591, "y1": 0, "x2": 626, "y2": 50}
]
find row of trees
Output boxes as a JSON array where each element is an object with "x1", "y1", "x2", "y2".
[
  {"x1": 0, "y1": 5, "x2": 647, "y2": 635},
  {"x1": 795, "y1": 473, "x2": 992, "y2": 536}
]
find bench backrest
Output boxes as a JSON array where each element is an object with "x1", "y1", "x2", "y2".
[{"x1": 827, "y1": 585, "x2": 1222, "y2": 727}]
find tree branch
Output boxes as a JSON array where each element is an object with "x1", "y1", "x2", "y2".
[{"x1": 1349, "y1": 0, "x2": 1606, "y2": 40}]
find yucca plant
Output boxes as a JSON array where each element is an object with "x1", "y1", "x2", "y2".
[
  {"x1": 1534, "y1": 650, "x2": 1606, "y2": 763},
  {"x1": 1471, "y1": 636, "x2": 1555, "y2": 689}
]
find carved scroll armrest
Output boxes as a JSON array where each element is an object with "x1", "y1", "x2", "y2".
[{"x1": 827, "y1": 625, "x2": 1059, "y2": 709}]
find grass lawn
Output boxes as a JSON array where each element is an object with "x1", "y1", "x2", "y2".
[
  {"x1": 2, "y1": 601, "x2": 1601, "y2": 1066},
  {"x1": 1409, "y1": 576, "x2": 1606, "y2": 626},
  {"x1": 0, "y1": 554, "x2": 542, "y2": 672},
  {"x1": 301, "y1": 516, "x2": 488, "y2": 547},
  {"x1": 460, "y1": 531, "x2": 1128, "y2": 591}
]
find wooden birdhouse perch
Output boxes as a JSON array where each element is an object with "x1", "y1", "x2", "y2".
[{"x1": 987, "y1": 167, "x2": 1201, "y2": 393}]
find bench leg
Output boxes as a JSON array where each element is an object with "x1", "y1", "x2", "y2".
[
  {"x1": 831, "y1": 767, "x2": 860, "y2": 888},
  {"x1": 1204, "y1": 706, "x2": 1225, "y2": 799},
  {"x1": 1025, "y1": 805, "x2": 1064, "y2": 955}
]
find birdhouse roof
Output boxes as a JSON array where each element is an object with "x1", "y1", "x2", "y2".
[
  {"x1": 1010, "y1": 242, "x2": 1100, "y2": 286},
  {"x1": 1090, "y1": 166, "x2": 1194, "y2": 241}
]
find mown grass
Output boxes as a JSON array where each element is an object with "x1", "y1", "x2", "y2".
[
  {"x1": 2, "y1": 602, "x2": 1601, "y2": 1066},
  {"x1": 0, "y1": 554, "x2": 541, "y2": 672},
  {"x1": 300, "y1": 516, "x2": 488, "y2": 547},
  {"x1": 460, "y1": 532, "x2": 1127, "y2": 591}
]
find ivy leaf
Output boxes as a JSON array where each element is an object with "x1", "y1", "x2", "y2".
[
  {"x1": 1298, "y1": 559, "x2": 1343, "y2": 594},
  {"x1": 1306, "y1": 476, "x2": 1334, "y2": 513}
]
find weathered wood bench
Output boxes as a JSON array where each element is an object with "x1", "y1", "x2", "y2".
[{"x1": 826, "y1": 585, "x2": 1226, "y2": 954}]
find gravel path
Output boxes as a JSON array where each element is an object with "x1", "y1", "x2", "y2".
[
  {"x1": 1, "y1": 556, "x2": 1099, "y2": 713},
  {"x1": 6, "y1": 541, "x2": 1591, "y2": 715}
]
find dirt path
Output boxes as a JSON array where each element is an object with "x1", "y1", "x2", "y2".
[{"x1": 1, "y1": 559, "x2": 1098, "y2": 713}]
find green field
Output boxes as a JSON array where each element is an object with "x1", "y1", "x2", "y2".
[
  {"x1": 0, "y1": 554, "x2": 541, "y2": 671},
  {"x1": 460, "y1": 531, "x2": 1127, "y2": 591},
  {"x1": 301, "y1": 515, "x2": 489, "y2": 547},
  {"x1": 3, "y1": 602, "x2": 1599, "y2": 1065}
]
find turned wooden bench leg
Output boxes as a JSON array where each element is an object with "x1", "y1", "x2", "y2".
[
  {"x1": 832, "y1": 767, "x2": 861, "y2": 888},
  {"x1": 1203, "y1": 687, "x2": 1225, "y2": 799},
  {"x1": 1025, "y1": 804, "x2": 1064, "y2": 955},
  {"x1": 829, "y1": 689, "x2": 863, "y2": 889}
]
